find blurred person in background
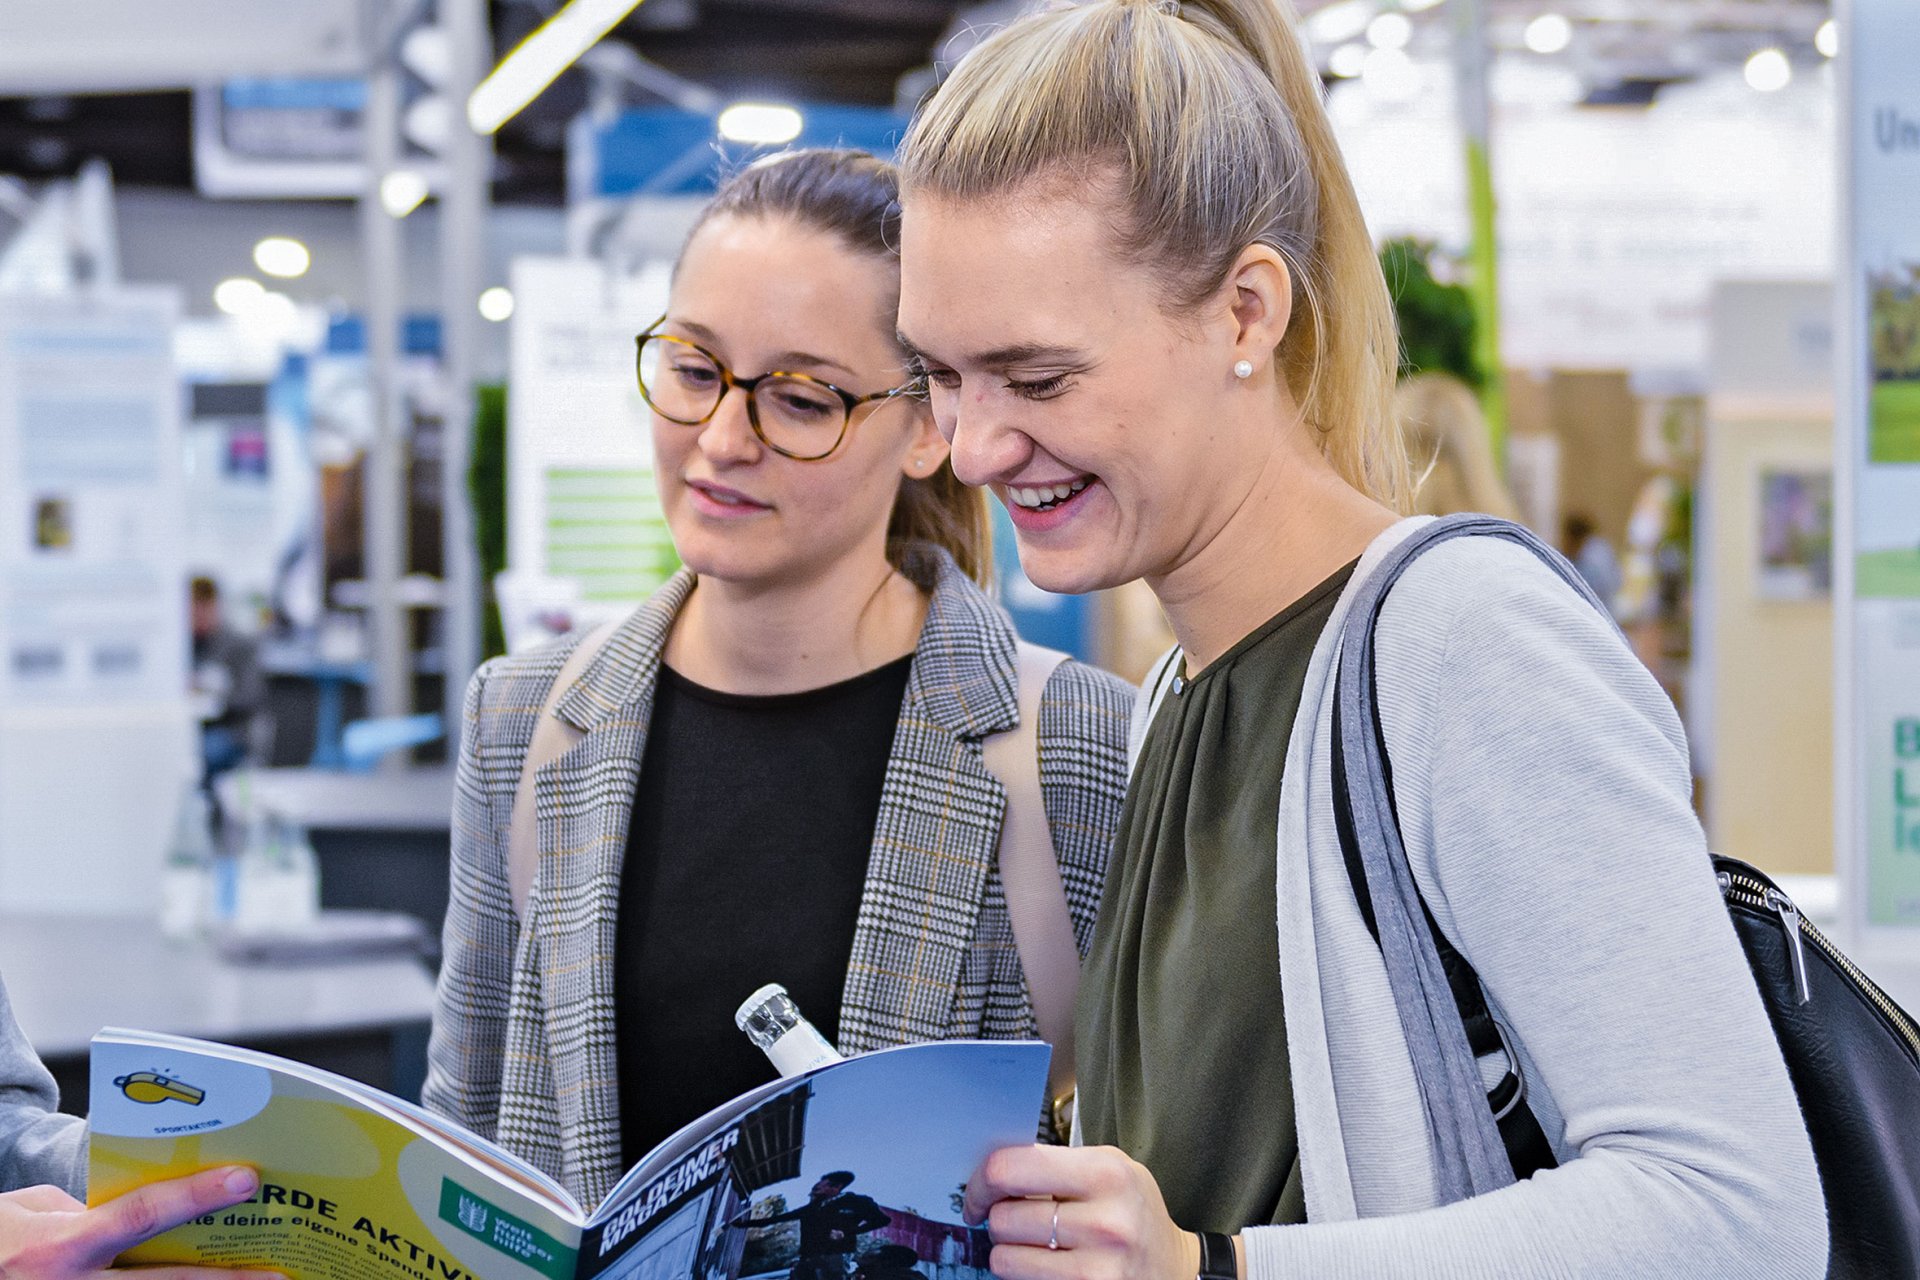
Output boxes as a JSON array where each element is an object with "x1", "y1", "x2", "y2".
[
  {"x1": 1559, "y1": 512, "x2": 1623, "y2": 619},
  {"x1": 893, "y1": 0, "x2": 1823, "y2": 1274},
  {"x1": 1395, "y1": 372, "x2": 1519, "y2": 521},
  {"x1": 188, "y1": 576, "x2": 266, "y2": 786},
  {"x1": 425, "y1": 149, "x2": 1133, "y2": 1211}
]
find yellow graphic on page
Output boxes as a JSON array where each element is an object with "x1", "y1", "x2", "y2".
[{"x1": 115, "y1": 1071, "x2": 207, "y2": 1107}]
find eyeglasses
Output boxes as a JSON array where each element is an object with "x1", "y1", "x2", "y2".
[{"x1": 634, "y1": 319, "x2": 926, "y2": 462}]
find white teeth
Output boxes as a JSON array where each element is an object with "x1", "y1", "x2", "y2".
[{"x1": 1010, "y1": 479, "x2": 1090, "y2": 509}]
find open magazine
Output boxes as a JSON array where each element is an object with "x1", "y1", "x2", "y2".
[{"x1": 88, "y1": 1029, "x2": 1049, "y2": 1280}]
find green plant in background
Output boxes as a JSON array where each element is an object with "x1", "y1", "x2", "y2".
[
  {"x1": 1380, "y1": 237, "x2": 1484, "y2": 392},
  {"x1": 470, "y1": 382, "x2": 508, "y2": 660}
]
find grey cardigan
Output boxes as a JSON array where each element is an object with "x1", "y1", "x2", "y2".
[
  {"x1": 425, "y1": 546, "x2": 1133, "y2": 1209},
  {"x1": 0, "y1": 973, "x2": 85, "y2": 1197},
  {"x1": 1131, "y1": 518, "x2": 1825, "y2": 1277}
]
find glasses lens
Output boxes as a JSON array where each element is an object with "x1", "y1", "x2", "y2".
[
  {"x1": 753, "y1": 376, "x2": 848, "y2": 458},
  {"x1": 638, "y1": 337, "x2": 722, "y2": 424}
]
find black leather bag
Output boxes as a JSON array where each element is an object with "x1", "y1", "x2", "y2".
[
  {"x1": 1712, "y1": 856, "x2": 1920, "y2": 1278},
  {"x1": 1334, "y1": 515, "x2": 1920, "y2": 1277}
]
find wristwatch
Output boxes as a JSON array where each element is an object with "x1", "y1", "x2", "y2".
[{"x1": 1196, "y1": 1230, "x2": 1238, "y2": 1279}]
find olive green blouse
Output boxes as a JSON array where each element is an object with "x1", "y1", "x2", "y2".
[{"x1": 1076, "y1": 560, "x2": 1356, "y2": 1232}]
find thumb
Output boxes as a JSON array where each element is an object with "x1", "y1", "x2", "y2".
[{"x1": 74, "y1": 1167, "x2": 260, "y2": 1268}]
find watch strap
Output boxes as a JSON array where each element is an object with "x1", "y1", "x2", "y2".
[{"x1": 1196, "y1": 1230, "x2": 1237, "y2": 1279}]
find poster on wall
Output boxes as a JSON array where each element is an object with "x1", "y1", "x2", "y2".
[
  {"x1": 0, "y1": 289, "x2": 186, "y2": 705},
  {"x1": 1756, "y1": 468, "x2": 1832, "y2": 602},
  {"x1": 1844, "y1": 0, "x2": 1920, "y2": 935},
  {"x1": 505, "y1": 256, "x2": 678, "y2": 648},
  {"x1": 0, "y1": 286, "x2": 193, "y2": 912}
]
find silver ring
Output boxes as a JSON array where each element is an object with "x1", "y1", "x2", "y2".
[{"x1": 1047, "y1": 1201, "x2": 1061, "y2": 1250}]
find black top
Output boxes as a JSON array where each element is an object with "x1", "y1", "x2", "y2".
[
  {"x1": 614, "y1": 654, "x2": 914, "y2": 1165},
  {"x1": 1077, "y1": 560, "x2": 1355, "y2": 1232}
]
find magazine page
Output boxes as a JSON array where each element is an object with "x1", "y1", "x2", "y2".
[
  {"x1": 88, "y1": 1030, "x2": 588, "y2": 1280},
  {"x1": 578, "y1": 1040, "x2": 1048, "y2": 1280}
]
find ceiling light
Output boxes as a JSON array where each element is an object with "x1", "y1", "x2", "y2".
[
  {"x1": 478, "y1": 287, "x2": 515, "y2": 322},
  {"x1": 1329, "y1": 42, "x2": 1370, "y2": 78},
  {"x1": 1366, "y1": 12, "x2": 1412, "y2": 50},
  {"x1": 214, "y1": 277, "x2": 265, "y2": 316},
  {"x1": 400, "y1": 25, "x2": 452, "y2": 87},
  {"x1": 380, "y1": 170, "x2": 430, "y2": 218},
  {"x1": 468, "y1": 0, "x2": 647, "y2": 135},
  {"x1": 404, "y1": 96, "x2": 453, "y2": 153},
  {"x1": 1815, "y1": 19, "x2": 1838, "y2": 59},
  {"x1": 1361, "y1": 46, "x2": 1421, "y2": 102},
  {"x1": 252, "y1": 290, "x2": 301, "y2": 340},
  {"x1": 1306, "y1": 0, "x2": 1375, "y2": 46},
  {"x1": 1523, "y1": 13, "x2": 1572, "y2": 55},
  {"x1": 1402, "y1": 0, "x2": 1443, "y2": 11},
  {"x1": 252, "y1": 237, "x2": 310, "y2": 279},
  {"x1": 717, "y1": 102, "x2": 803, "y2": 145},
  {"x1": 1744, "y1": 47, "x2": 1792, "y2": 92}
]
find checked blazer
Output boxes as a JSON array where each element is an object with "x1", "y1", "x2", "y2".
[{"x1": 423, "y1": 545, "x2": 1133, "y2": 1209}]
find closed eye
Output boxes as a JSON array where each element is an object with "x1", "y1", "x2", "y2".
[{"x1": 1007, "y1": 373, "x2": 1072, "y2": 399}]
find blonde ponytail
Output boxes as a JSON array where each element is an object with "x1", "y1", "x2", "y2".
[{"x1": 899, "y1": 0, "x2": 1412, "y2": 512}]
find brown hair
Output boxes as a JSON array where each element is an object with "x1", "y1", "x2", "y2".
[
  {"x1": 898, "y1": 0, "x2": 1412, "y2": 512},
  {"x1": 688, "y1": 148, "x2": 992, "y2": 583}
]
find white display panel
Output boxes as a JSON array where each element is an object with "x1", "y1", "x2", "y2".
[
  {"x1": 0, "y1": 288, "x2": 194, "y2": 914},
  {"x1": 0, "y1": 0, "x2": 366, "y2": 93},
  {"x1": 1839, "y1": 0, "x2": 1920, "y2": 962},
  {"x1": 505, "y1": 256, "x2": 678, "y2": 640}
]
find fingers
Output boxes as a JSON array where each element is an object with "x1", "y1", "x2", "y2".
[
  {"x1": 963, "y1": 1145, "x2": 1130, "y2": 1224},
  {"x1": 75, "y1": 1167, "x2": 260, "y2": 1269},
  {"x1": 1, "y1": 1185, "x2": 84, "y2": 1213},
  {"x1": 984, "y1": 1243, "x2": 1083, "y2": 1280}
]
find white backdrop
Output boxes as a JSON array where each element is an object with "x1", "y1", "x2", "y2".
[{"x1": 1331, "y1": 68, "x2": 1835, "y2": 375}]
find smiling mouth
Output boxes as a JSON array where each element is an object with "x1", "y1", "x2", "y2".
[
  {"x1": 690, "y1": 481, "x2": 766, "y2": 509},
  {"x1": 1006, "y1": 478, "x2": 1090, "y2": 512}
]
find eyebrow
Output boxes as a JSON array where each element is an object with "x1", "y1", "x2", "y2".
[
  {"x1": 896, "y1": 330, "x2": 1088, "y2": 370},
  {"x1": 670, "y1": 318, "x2": 857, "y2": 379}
]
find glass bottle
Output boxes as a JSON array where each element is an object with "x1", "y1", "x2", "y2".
[{"x1": 735, "y1": 984, "x2": 844, "y2": 1078}]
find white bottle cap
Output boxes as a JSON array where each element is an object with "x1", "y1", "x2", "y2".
[{"x1": 735, "y1": 983, "x2": 790, "y2": 1031}]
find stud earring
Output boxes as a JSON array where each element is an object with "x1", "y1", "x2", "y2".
[{"x1": 1233, "y1": 359, "x2": 1254, "y2": 379}]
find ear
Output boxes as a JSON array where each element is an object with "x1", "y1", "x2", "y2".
[
  {"x1": 899, "y1": 402, "x2": 951, "y2": 480},
  {"x1": 1222, "y1": 243, "x2": 1293, "y2": 372}
]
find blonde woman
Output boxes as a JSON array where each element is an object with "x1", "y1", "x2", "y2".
[
  {"x1": 891, "y1": 1, "x2": 1823, "y2": 1276},
  {"x1": 426, "y1": 150, "x2": 1132, "y2": 1209},
  {"x1": 1395, "y1": 372, "x2": 1519, "y2": 520}
]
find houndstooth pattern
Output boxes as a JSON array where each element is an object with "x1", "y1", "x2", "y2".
[{"x1": 423, "y1": 547, "x2": 1132, "y2": 1209}]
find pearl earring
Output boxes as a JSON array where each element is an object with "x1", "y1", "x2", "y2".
[{"x1": 1233, "y1": 359, "x2": 1254, "y2": 379}]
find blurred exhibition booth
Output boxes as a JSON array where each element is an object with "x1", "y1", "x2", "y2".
[{"x1": 1, "y1": 0, "x2": 1917, "y2": 1102}]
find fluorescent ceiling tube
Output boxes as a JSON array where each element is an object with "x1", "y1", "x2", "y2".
[{"x1": 469, "y1": 0, "x2": 648, "y2": 135}]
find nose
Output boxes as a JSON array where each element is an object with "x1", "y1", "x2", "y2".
[
  {"x1": 694, "y1": 384, "x2": 763, "y2": 466},
  {"x1": 942, "y1": 387, "x2": 1030, "y2": 489}
]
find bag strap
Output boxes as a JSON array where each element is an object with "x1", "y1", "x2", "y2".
[
  {"x1": 1332, "y1": 513, "x2": 1607, "y2": 1202},
  {"x1": 508, "y1": 620, "x2": 622, "y2": 923},
  {"x1": 980, "y1": 639, "x2": 1077, "y2": 1129}
]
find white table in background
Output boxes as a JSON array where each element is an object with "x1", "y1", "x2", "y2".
[{"x1": 1, "y1": 912, "x2": 436, "y2": 1111}]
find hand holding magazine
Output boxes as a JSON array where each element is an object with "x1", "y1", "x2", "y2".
[{"x1": 88, "y1": 1030, "x2": 1048, "y2": 1280}]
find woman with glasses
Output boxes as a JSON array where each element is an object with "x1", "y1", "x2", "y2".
[
  {"x1": 889, "y1": 0, "x2": 1822, "y2": 1276},
  {"x1": 424, "y1": 149, "x2": 1133, "y2": 1211}
]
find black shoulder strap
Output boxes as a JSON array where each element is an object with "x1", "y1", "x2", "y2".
[{"x1": 1332, "y1": 514, "x2": 1609, "y2": 1180}]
